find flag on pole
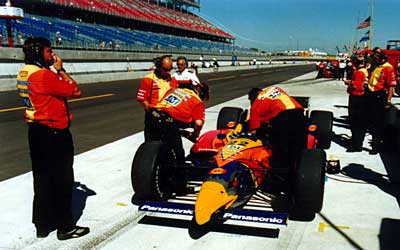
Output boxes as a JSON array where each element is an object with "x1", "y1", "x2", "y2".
[
  {"x1": 359, "y1": 30, "x2": 370, "y2": 42},
  {"x1": 356, "y1": 16, "x2": 371, "y2": 29}
]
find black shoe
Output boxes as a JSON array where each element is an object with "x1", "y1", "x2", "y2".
[
  {"x1": 369, "y1": 149, "x2": 379, "y2": 155},
  {"x1": 57, "y1": 226, "x2": 90, "y2": 241},
  {"x1": 36, "y1": 229, "x2": 52, "y2": 238},
  {"x1": 36, "y1": 225, "x2": 56, "y2": 238}
]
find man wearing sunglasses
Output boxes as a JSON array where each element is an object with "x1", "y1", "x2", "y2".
[{"x1": 136, "y1": 55, "x2": 177, "y2": 141}]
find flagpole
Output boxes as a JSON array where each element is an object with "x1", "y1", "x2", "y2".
[{"x1": 370, "y1": 0, "x2": 374, "y2": 49}]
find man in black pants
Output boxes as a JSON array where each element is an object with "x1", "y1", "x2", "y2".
[
  {"x1": 365, "y1": 48, "x2": 396, "y2": 154},
  {"x1": 248, "y1": 86, "x2": 307, "y2": 170},
  {"x1": 16, "y1": 37, "x2": 89, "y2": 240}
]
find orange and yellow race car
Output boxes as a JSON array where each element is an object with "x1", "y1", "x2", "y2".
[{"x1": 131, "y1": 99, "x2": 336, "y2": 232}]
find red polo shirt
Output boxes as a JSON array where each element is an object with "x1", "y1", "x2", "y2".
[
  {"x1": 156, "y1": 88, "x2": 205, "y2": 124},
  {"x1": 347, "y1": 68, "x2": 368, "y2": 96},
  {"x1": 136, "y1": 72, "x2": 177, "y2": 108},
  {"x1": 249, "y1": 86, "x2": 303, "y2": 129},
  {"x1": 16, "y1": 65, "x2": 78, "y2": 129},
  {"x1": 368, "y1": 62, "x2": 397, "y2": 92}
]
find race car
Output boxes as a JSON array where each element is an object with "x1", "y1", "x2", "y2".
[{"x1": 131, "y1": 99, "x2": 334, "y2": 226}]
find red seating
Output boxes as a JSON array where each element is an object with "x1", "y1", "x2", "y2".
[{"x1": 49, "y1": 0, "x2": 233, "y2": 38}]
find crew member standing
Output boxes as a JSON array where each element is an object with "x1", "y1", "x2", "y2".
[
  {"x1": 16, "y1": 37, "x2": 89, "y2": 240},
  {"x1": 172, "y1": 56, "x2": 201, "y2": 86},
  {"x1": 248, "y1": 86, "x2": 306, "y2": 170},
  {"x1": 365, "y1": 47, "x2": 397, "y2": 154},
  {"x1": 344, "y1": 55, "x2": 368, "y2": 152},
  {"x1": 136, "y1": 55, "x2": 177, "y2": 141}
]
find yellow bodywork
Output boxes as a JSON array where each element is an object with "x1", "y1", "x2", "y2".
[{"x1": 194, "y1": 181, "x2": 238, "y2": 225}]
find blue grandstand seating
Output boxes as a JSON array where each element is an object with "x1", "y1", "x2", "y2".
[{"x1": 5, "y1": 13, "x2": 249, "y2": 53}]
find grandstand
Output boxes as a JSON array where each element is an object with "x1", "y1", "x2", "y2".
[{"x1": 0, "y1": 0, "x2": 250, "y2": 54}]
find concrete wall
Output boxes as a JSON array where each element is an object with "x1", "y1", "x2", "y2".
[
  {"x1": 1, "y1": 61, "x2": 307, "y2": 91},
  {"x1": 1, "y1": 46, "x2": 320, "y2": 91}
]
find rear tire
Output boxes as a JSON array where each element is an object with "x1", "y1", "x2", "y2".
[
  {"x1": 131, "y1": 141, "x2": 174, "y2": 201},
  {"x1": 216, "y1": 107, "x2": 244, "y2": 129},
  {"x1": 310, "y1": 110, "x2": 333, "y2": 149},
  {"x1": 290, "y1": 149, "x2": 326, "y2": 221}
]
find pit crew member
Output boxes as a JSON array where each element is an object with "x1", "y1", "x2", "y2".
[
  {"x1": 136, "y1": 55, "x2": 177, "y2": 141},
  {"x1": 366, "y1": 47, "x2": 397, "y2": 154},
  {"x1": 248, "y1": 86, "x2": 307, "y2": 170}
]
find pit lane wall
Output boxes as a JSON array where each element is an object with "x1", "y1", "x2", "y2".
[{"x1": 0, "y1": 47, "x2": 319, "y2": 92}]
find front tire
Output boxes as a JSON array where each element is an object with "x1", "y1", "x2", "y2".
[
  {"x1": 131, "y1": 141, "x2": 174, "y2": 201},
  {"x1": 290, "y1": 149, "x2": 326, "y2": 221}
]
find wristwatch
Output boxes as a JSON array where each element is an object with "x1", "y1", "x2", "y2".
[{"x1": 57, "y1": 67, "x2": 66, "y2": 74}]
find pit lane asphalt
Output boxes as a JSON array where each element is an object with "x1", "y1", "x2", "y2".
[{"x1": 0, "y1": 64, "x2": 314, "y2": 181}]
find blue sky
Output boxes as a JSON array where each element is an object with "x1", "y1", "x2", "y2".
[{"x1": 197, "y1": 0, "x2": 399, "y2": 53}]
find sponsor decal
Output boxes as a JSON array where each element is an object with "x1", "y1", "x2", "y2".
[
  {"x1": 139, "y1": 201, "x2": 194, "y2": 215},
  {"x1": 209, "y1": 168, "x2": 227, "y2": 175},
  {"x1": 227, "y1": 121, "x2": 237, "y2": 128},
  {"x1": 223, "y1": 211, "x2": 286, "y2": 225},
  {"x1": 308, "y1": 124, "x2": 317, "y2": 132},
  {"x1": 139, "y1": 201, "x2": 288, "y2": 225}
]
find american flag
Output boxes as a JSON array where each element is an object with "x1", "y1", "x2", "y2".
[{"x1": 356, "y1": 16, "x2": 371, "y2": 29}]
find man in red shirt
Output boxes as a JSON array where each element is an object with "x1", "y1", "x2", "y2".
[
  {"x1": 344, "y1": 55, "x2": 369, "y2": 152},
  {"x1": 16, "y1": 37, "x2": 89, "y2": 240},
  {"x1": 366, "y1": 47, "x2": 397, "y2": 154},
  {"x1": 248, "y1": 86, "x2": 306, "y2": 170},
  {"x1": 136, "y1": 55, "x2": 177, "y2": 141}
]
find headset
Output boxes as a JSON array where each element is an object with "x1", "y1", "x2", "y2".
[{"x1": 23, "y1": 36, "x2": 51, "y2": 68}]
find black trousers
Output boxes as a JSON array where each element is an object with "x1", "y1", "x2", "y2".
[
  {"x1": 144, "y1": 111, "x2": 162, "y2": 142},
  {"x1": 365, "y1": 90, "x2": 387, "y2": 150},
  {"x1": 268, "y1": 109, "x2": 307, "y2": 170},
  {"x1": 144, "y1": 111, "x2": 185, "y2": 161},
  {"x1": 28, "y1": 123, "x2": 75, "y2": 231},
  {"x1": 348, "y1": 94, "x2": 367, "y2": 149}
]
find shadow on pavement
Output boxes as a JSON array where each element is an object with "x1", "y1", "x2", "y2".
[
  {"x1": 341, "y1": 164, "x2": 400, "y2": 204},
  {"x1": 72, "y1": 182, "x2": 97, "y2": 224},
  {"x1": 379, "y1": 218, "x2": 400, "y2": 250},
  {"x1": 379, "y1": 152, "x2": 400, "y2": 206}
]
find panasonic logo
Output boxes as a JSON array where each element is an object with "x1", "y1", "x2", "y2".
[
  {"x1": 223, "y1": 212, "x2": 284, "y2": 224},
  {"x1": 140, "y1": 204, "x2": 193, "y2": 215}
]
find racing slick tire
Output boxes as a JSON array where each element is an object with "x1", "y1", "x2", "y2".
[
  {"x1": 216, "y1": 107, "x2": 244, "y2": 130},
  {"x1": 310, "y1": 110, "x2": 333, "y2": 149},
  {"x1": 131, "y1": 141, "x2": 174, "y2": 201},
  {"x1": 290, "y1": 148, "x2": 326, "y2": 221}
]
